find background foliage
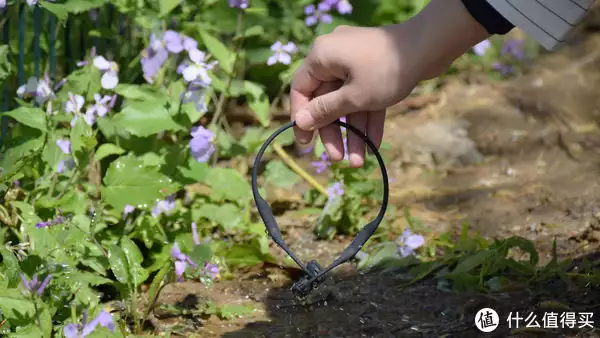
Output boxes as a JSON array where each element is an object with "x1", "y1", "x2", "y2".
[{"x1": 0, "y1": 0, "x2": 542, "y2": 336}]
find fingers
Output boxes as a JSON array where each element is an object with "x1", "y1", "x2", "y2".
[
  {"x1": 290, "y1": 61, "x2": 321, "y2": 144},
  {"x1": 347, "y1": 112, "x2": 368, "y2": 167},
  {"x1": 295, "y1": 84, "x2": 358, "y2": 132},
  {"x1": 366, "y1": 109, "x2": 386, "y2": 154},
  {"x1": 314, "y1": 81, "x2": 345, "y2": 162}
]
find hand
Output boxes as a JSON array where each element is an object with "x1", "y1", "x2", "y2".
[{"x1": 290, "y1": 0, "x2": 489, "y2": 168}]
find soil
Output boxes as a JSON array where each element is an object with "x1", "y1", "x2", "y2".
[{"x1": 149, "y1": 12, "x2": 600, "y2": 338}]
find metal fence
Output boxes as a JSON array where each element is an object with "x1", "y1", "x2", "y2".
[{"x1": 0, "y1": 3, "x2": 134, "y2": 144}]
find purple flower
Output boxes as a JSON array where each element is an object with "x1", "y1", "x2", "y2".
[
  {"x1": 181, "y1": 81, "x2": 209, "y2": 113},
  {"x1": 0, "y1": 0, "x2": 6, "y2": 9},
  {"x1": 20, "y1": 273, "x2": 52, "y2": 296},
  {"x1": 228, "y1": 0, "x2": 249, "y2": 9},
  {"x1": 304, "y1": 2, "x2": 333, "y2": 26},
  {"x1": 203, "y1": 263, "x2": 219, "y2": 279},
  {"x1": 93, "y1": 56, "x2": 119, "y2": 89},
  {"x1": 141, "y1": 34, "x2": 169, "y2": 83},
  {"x1": 396, "y1": 229, "x2": 425, "y2": 257},
  {"x1": 16, "y1": 75, "x2": 56, "y2": 105},
  {"x1": 86, "y1": 93, "x2": 115, "y2": 118},
  {"x1": 267, "y1": 41, "x2": 296, "y2": 66},
  {"x1": 63, "y1": 310, "x2": 115, "y2": 338},
  {"x1": 299, "y1": 144, "x2": 314, "y2": 155},
  {"x1": 324, "y1": 0, "x2": 352, "y2": 14},
  {"x1": 65, "y1": 92, "x2": 85, "y2": 114},
  {"x1": 311, "y1": 152, "x2": 331, "y2": 174},
  {"x1": 182, "y1": 49, "x2": 216, "y2": 85},
  {"x1": 36, "y1": 209, "x2": 68, "y2": 228},
  {"x1": 123, "y1": 204, "x2": 135, "y2": 219},
  {"x1": 472, "y1": 39, "x2": 491, "y2": 56},
  {"x1": 56, "y1": 139, "x2": 71, "y2": 155},
  {"x1": 192, "y1": 222, "x2": 200, "y2": 246},
  {"x1": 335, "y1": 0, "x2": 352, "y2": 14},
  {"x1": 57, "y1": 158, "x2": 76, "y2": 174},
  {"x1": 26, "y1": 0, "x2": 37, "y2": 6},
  {"x1": 501, "y1": 38, "x2": 524, "y2": 60},
  {"x1": 163, "y1": 30, "x2": 184, "y2": 54},
  {"x1": 492, "y1": 62, "x2": 513, "y2": 76},
  {"x1": 151, "y1": 195, "x2": 176, "y2": 218},
  {"x1": 65, "y1": 92, "x2": 96, "y2": 127},
  {"x1": 183, "y1": 37, "x2": 198, "y2": 52},
  {"x1": 189, "y1": 126, "x2": 215, "y2": 163},
  {"x1": 170, "y1": 243, "x2": 198, "y2": 281},
  {"x1": 327, "y1": 182, "x2": 344, "y2": 199},
  {"x1": 141, "y1": 31, "x2": 187, "y2": 83}
]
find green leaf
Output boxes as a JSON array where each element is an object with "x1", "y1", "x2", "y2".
[
  {"x1": 0, "y1": 288, "x2": 35, "y2": 320},
  {"x1": 224, "y1": 244, "x2": 266, "y2": 267},
  {"x1": 8, "y1": 324, "x2": 44, "y2": 338},
  {"x1": 178, "y1": 158, "x2": 209, "y2": 182},
  {"x1": 114, "y1": 84, "x2": 164, "y2": 101},
  {"x1": 40, "y1": 0, "x2": 108, "y2": 22},
  {"x1": 502, "y1": 236, "x2": 539, "y2": 266},
  {"x1": 0, "y1": 45, "x2": 13, "y2": 81},
  {"x1": 195, "y1": 203, "x2": 243, "y2": 231},
  {"x1": 159, "y1": 0, "x2": 181, "y2": 16},
  {"x1": 189, "y1": 243, "x2": 212, "y2": 266},
  {"x1": 2, "y1": 107, "x2": 46, "y2": 131},
  {"x1": 217, "y1": 304, "x2": 254, "y2": 320},
  {"x1": 0, "y1": 247, "x2": 20, "y2": 287},
  {"x1": 111, "y1": 100, "x2": 183, "y2": 137},
  {"x1": 198, "y1": 29, "x2": 233, "y2": 73},
  {"x1": 244, "y1": 81, "x2": 270, "y2": 127},
  {"x1": 235, "y1": 25, "x2": 264, "y2": 40},
  {"x1": 70, "y1": 116, "x2": 96, "y2": 167},
  {"x1": 146, "y1": 260, "x2": 171, "y2": 315},
  {"x1": 449, "y1": 250, "x2": 489, "y2": 276},
  {"x1": 95, "y1": 143, "x2": 125, "y2": 161},
  {"x1": 101, "y1": 155, "x2": 180, "y2": 212},
  {"x1": 279, "y1": 59, "x2": 303, "y2": 83},
  {"x1": 204, "y1": 168, "x2": 251, "y2": 203},
  {"x1": 121, "y1": 237, "x2": 148, "y2": 287},
  {"x1": 263, "y1": 160, "x2": 300, "y2": 188},
  {"x1": 107, "y1": 244, "x2": 131, "y2": 285}
]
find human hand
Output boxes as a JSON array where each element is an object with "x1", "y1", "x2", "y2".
[{"x1": 290, "y1": 0, "x2": 489, "y2": 168}]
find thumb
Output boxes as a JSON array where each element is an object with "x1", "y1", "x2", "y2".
[{"x1": 295, "y1": 85, "x2": 359, "y2": 131}]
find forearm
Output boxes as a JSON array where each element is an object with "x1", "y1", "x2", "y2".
[{"x1": 400, "y1": 0, "x2": 491, "y2": 80}]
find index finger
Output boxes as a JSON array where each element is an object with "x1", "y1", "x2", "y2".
[{"x1": 290, "y1": 61, "x2": 322, "y2": 144}]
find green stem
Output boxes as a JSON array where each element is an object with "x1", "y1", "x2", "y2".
[
  {"x1": 32, "y1": 295, "x2": 42, "y2": 329},
  {"x1": 131, "y1": 288, "x2": 140, "y2": 334},
  {"x1": 55, "y1": 170, "x2": 79, "y2": 200}
]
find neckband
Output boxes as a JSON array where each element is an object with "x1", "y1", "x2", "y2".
[{"x1": 251, "y1": 119, "x2": 389, "y2": 297}]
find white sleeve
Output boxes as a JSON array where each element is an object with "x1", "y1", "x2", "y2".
[{"x1": 486, "y1": 0, "x2": 595, "y2": 50}]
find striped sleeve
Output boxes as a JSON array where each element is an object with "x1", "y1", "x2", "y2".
[{"x1": 486, "y1": 0, "x2": 596, "y2": 50}]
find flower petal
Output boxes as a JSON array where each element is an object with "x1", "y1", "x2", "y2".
[
  {"x1": 101, "y1": 71, "x2": 119, "y2": 89},
  {"x1": 93, "y1": 56, "x2": 110, "y2": 70}
]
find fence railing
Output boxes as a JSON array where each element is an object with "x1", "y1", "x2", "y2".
[{"x1": 0, "y1": 2, "x2": 135, "y2": 144}]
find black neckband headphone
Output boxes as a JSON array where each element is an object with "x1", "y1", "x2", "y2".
[{"x1": 251, "y1": 119, "x2": 389, "y2": 297}]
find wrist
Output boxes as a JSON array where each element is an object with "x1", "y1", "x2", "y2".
[{"x1": 401, "y1": 0, "x2": 490, "y2": 80}]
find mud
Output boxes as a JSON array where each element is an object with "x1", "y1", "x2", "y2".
[{"x1": 150, "y1": 13, "x2": 600, "y2": 338}]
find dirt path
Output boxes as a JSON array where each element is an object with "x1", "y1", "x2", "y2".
[{"x1": 151, "y1": 20, "x2": 600, "y2": 338}]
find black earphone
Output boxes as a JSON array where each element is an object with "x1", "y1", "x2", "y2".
[{"x1": 251, "y1": 119, "x2": 389, "y2": 297}]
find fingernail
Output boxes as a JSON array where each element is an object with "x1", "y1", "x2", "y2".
[
  {"x1": 295, "y1": 109, "x2": 315, "y2": 131},
  {"x1": 298, "y1": 136, "x2": 311, "y2": 144}
]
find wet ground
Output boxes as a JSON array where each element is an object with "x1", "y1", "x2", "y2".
[{"x1": 149, "y1": 14, "x2": 600, "y2": 338}]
